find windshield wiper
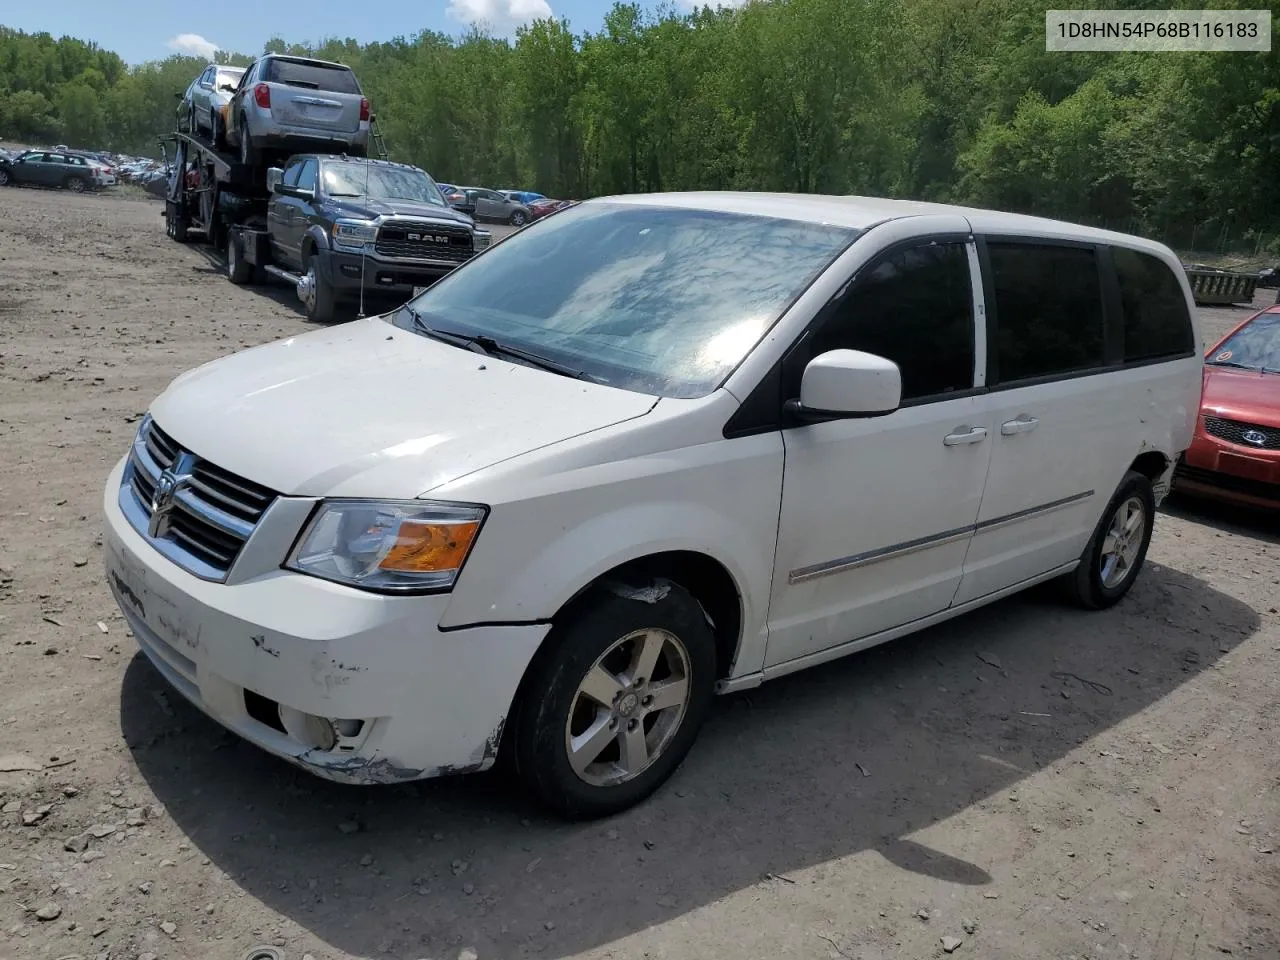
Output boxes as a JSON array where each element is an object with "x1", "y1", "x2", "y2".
[
  {"x1": 404, "y1": 307, "x2": 584, "y2": 379},
  {"x1": 1207, "y1": 359, "x2": 1258, "y2": 370}
]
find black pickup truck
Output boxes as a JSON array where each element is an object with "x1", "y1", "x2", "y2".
[{"x1": 228, "y1": 154, "x2": 490, "y2": 321}]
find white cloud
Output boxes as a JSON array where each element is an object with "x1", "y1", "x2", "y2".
[
  {"x1": 446, "y1": 0, "x2": 553, "y2": 32},
  {"x1": 167, "y1": 33, "x2": 219, "y2": 60}
]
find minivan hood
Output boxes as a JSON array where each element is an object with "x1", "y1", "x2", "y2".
[
  {"x1": 149, "y1": 317, "x2": 657, "y2": 498},
  {"x1": 1201, "y1": 365, "x2": 1280, "y2": 427}
]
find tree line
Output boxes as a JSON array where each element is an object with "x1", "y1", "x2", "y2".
[{"x1": 1, "y1": 1, "x2": 1277, "y2": 254}]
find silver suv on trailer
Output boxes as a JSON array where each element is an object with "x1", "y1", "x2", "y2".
[{"x1": 225, "y1": 55, "x2": 371, "y2": 165}]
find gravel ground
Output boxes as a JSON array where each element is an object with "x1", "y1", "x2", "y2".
[{"x1": 0, "y1": 186, "x2": 1277, "y2": 960}]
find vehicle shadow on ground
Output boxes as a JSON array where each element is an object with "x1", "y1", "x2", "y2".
[
  {"x1": 1161, "y1": 493, "x2": 1280, "y2": 546},
  {"x1": 120, "y1": 560, "x2": 1258, "y2": 959}
]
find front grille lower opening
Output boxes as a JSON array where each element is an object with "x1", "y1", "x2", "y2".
[{"x1": 244, "y1": 690, "x2": 287, "y2": 733}]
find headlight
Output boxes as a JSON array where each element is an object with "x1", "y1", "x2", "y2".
[
  {"x1": 332, "y1": 219, "x2": 377, "y2": 250},
  {"x1": 473, "y1": 230, "x2": 492, "y2": 250},
  {"x1": 287, "y1": 500, "x2": 486, "y2": 593}
]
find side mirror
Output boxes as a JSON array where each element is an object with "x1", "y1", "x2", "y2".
[
  {"x1": 785, "y1": 349, "x2": 901, "y2": 421},
  {"x1": 265, "y1": 167, "x2": 283, "y2": 192}
]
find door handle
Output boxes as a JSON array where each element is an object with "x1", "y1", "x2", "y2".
[
  {"x1": 944, "y1": 426, "x2": 988, "y2": 446},
  {"x1": 1001, "y1": 416, "x2": 1040, "y2": 436}
]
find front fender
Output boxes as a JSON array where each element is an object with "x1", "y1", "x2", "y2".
[
  {"x1": 304, "y1": 224, "x2": 333, "y2": 256},
  {"x1": 458, "y1": 501, "x2": 762, "y2": 623}
]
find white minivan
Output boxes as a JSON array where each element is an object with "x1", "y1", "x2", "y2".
[{"x1": 103, "y1": 193, "x2": 1202, "y2": 818}]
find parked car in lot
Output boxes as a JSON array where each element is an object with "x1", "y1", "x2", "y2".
[
  {"x1": 224, "y1": 54, "x2": 370, "y2": 165},
  {"x1": 1173, "y1": 303, "x2": 1280, "y2": 509},
  {"x1": 528, "y1": 197, "x2": 572, "y2": 220},
  {"x1": 0, "y1": 150, "x2": 100, "y2": 192},
  {"x1": 178, "y1": 63, "x2": 246, "y2": 148},
  {"x1": 447, "y1": 186, "x2": 531, "y2": 225},
  {"x1": 102, "y1": 194, "x2": 1201, "y2": 819},
  {"x1": 499, "y1": 189, "x2": 546, "y2": 205}
]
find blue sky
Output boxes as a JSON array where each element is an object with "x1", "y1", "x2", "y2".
[{"x1": 5, "y1": 0, "x2": 727, "y2": 65}]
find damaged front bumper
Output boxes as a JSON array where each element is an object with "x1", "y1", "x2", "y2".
[{"x1": 102, "y1": 458, "x2": 548, "y2": 784}]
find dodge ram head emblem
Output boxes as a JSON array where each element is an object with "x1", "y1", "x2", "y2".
[
  {"x1": 407, "y1": 232, "x2": 449, "y2": 244},
  {"x1": 1241, "y1": 429, "x2": 1267, "y2": 447},
  {"x1": 147, "y1": 453, "x2": 196, "y2": 539}
]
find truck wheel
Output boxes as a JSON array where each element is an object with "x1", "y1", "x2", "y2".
[
  {"x1": 300, "y1": 254, "x2": 336, "y2": 323},
  {"x1": 165, "y1": 204, "x2": 189, "y2": 243},
  {"x1": 509, "y1": 580, "x2": 716, "y2": 820},
  {"x1": 64, "y1": 176, "x2": 87, "y2": 194},
  {"x1": 226, "y1": 232, "x2": 255, "y2": 285}
]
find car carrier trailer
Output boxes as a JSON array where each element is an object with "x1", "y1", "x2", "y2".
[{"x1": 158, "y1": 126, "x2": 481, "y2": 323}]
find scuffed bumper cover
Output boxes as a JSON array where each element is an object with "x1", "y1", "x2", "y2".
[{"x1": 102, "y1": 458, "x2": 548, "y2": 783}]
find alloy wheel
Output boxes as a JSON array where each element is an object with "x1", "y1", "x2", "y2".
[
  {"x1": 1099, "y1": 495, "x2": 1146, "y2": 589},
  {"x1": 563, "y1": 627, "x2": 692, "y2": 787}
]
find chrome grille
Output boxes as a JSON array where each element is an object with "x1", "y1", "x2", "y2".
[
  {"x1": 118, "y1": 416, "x2": 277, "y2": 580},
  {"x1": 374, "y1": 221, "x2": 474, "y2": 263},
  {"x1": 1203, "y1": 416, "x2": 1280, "y2": 451}
]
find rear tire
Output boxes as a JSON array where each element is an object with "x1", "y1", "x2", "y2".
[
  {"x1": 301, "y1": 252, "x2": 336, "y2": 323},
  {"x1": 1059, "y1": 470, "x2": 1155, "y2": 610},
  {"x1": 238, "y1": 118, "x2": 258, "y2": 166},
  {"x1": 227, "y1": 231, "x2": 254, "y2": 284},
  {"x1": 165, "y1": 203, "x2": 189, "y2": 243},
  {"x1": 64, "y1": 176, "x2": 87, "y2": 194},
  {"x1": 510, "y1": 581, "x2": 716, "y2": 820}
]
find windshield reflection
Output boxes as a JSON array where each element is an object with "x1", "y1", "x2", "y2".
[
  {"x1": 394, "y1": 203, "x2": 860, "y2": 398},
  {"x1": 322, "y1": 162, "x2": 446, "y2": 205}
]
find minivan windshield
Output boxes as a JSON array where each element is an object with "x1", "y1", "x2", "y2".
[
  {"x1": 322, "y1": 162, "x2": 446, "y2": 205},
  {"x1": 1207, "y1": 310, "x2": 1280, "y2": 373},
  {"x1": 392, "y1": 203, "x2": 860, "y2": 398}
]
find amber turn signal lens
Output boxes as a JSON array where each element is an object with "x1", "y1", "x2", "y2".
[{"x1": 378, "y1": 520, "x2": 480, "y2": 573}]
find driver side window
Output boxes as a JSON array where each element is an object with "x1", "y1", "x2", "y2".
[
  {"x1": 281, "y1": 160, "x2": 304, "y2": 187},
  {"x1": 806, "y1": 240, "x2": 976, "y2": 402},
  {"x1": 294, "y1": 159, "x2": 318, "y2": 192}
]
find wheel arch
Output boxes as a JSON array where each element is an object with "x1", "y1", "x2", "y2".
[
  {"x1": 301, "y1": 224, "x2": 332, "y2": 262},
  {"x1": 552, "y1": 551, "x2": 744, "y2": 682},
  {"x1": 494, "y1": 548, "x2": 746, "y2": 772}
]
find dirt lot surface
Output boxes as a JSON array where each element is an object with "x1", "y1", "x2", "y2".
[{"x1": 1, "y1": 186, "x2": 1277, "y2": 960}]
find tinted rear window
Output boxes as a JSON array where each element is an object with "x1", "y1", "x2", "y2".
[
  {"x1": 265, "y1": 59, "x2": 360, "y2": 95},
  {"x1": 1114, "y1": 246, "x2": 1195, "y2": 361},
  {"x1": 988, "y1": 242, "x2": 1106, "y2": 382}
]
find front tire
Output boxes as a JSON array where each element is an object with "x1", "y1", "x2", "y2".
[
  {"x1": 1060, "y1": 470, "x2": 1155, "y2": 609},
  {"x1": 510, "y1": 210, "x2": 528, "y2": 227},
  {"x1": 511, "y1": 580, "x2": 716, "y2": 820},
  {"x1": 0, "y1": 169, "x2": 11, "y2": 186}
]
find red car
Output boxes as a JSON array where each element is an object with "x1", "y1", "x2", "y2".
[
  {"x1": 528, "y1": 197, "x2": 574, "y2": 221},
  {"x1": 1174, "y1": 304, "x2": 1280, "y2": 509}
]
